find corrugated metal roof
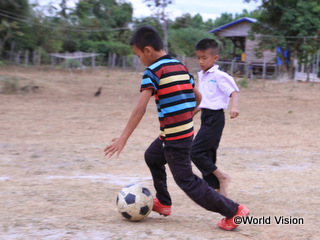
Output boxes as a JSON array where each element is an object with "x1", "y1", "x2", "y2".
[{"x1": 209, "y1": 17, "x2": 257, "y2": 33}]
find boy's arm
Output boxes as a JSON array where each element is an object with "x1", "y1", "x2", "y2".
[
  {"x1": 230, "y1": 91, "x2": 239, "y2": 119},
  {"x1": 104, "y1": 89, "x2": 153, "y2": 158},
  {"x1": 193, "y1": 87, "x2": 202, "y2": 116}
]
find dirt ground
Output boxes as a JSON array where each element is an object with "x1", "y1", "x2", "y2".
[{"x1": 0, "y1": 66, "x2": 319, "y2": 240}]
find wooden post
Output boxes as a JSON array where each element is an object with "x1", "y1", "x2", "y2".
[
  {"x1": 262, "y1": 57, "x2": 266, "y2": 81},
  {"x1": 306, "y1": 54, "x2": 310, "y2": 82},
  {"x1": 134, "y1": 55, "x2": 141, "y2": 73},
  {"x1": 37, "y1": 46, "x2": 42, "y2": 66},
  {"x1": 133, "y1": 55, "x2": 137, "y2": 69},
  {"x1": 79, "y1": 52, "x2": 83, "y2": 68},
  {"x1": 316, "y1": 50, "x2": 320, "y2": 79},
  {"x1": 277, "y1": 64, "x2": 280, "y2": 78},
  {"x1": 92, "y1": 52, "x2": 95, "y2": 69},
  {"x1": 15, "y1": 50, "x2": 21, "y2": 65},
  {"x1": 312, "y1": 53, "x2": 316, "y2": 82},
  {"x1": 108, "y1": 52, "x2": 112, "y2": 67},
  {"x1": 249, "y1": 63, "x2": 253, "y2": 87},
  {"x1": 25, "y1": 50, "x2": 29, "y2": 67},
  {"x1": 245, "y1": 63, "x2": 249, "y2": 79},
  {"x1": 51, "y1": 55, "x2": 56, "y2": 67},
  {"x1": 10, "y1": 42, "x2": 15, "y2": 61},
  {"x1": 112, "y1": 53, "x2": 116, "y2": 68},
  {"x1": 122, "y1": 56, "x2": 126, "y2": 71},
  {"x1": 33, "y1": 51, "x2": 37, "y2": 65},
  {"x1": 294, "y1": 66, "x2": 297, "y2": 84},
  {"x1": 65, "y1": 52, "x2": 68, "y2": 69},
  {"x1": 231, "y1": 59, "x2": 235, "y2": 76}
]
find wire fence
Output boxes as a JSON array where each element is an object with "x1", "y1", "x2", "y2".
[{"x1": 3, "y1": 48, "x2": 320, "y2": 82}]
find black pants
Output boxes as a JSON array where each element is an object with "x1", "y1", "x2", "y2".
[
  {"x1": 145, "y1": 137, "x2": 238, "y2": 218},
  {"x1": 190, "y1": 109, "x2": 225, "y2": 189}
]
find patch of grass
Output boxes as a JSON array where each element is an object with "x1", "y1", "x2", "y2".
[
  {"x1": 0, "y1": 76, "x2": 20, "y2": 94},
  {"x1": 238, "y1": 77, "x2": 248, "y2": 88}
]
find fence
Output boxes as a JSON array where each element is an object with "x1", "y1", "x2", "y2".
[
  {"x1": 1, "y1": 50, "x2": 280, "y2": 80},
  {"x1": 5, "y1": 49, "x2": 41, "y2": 67},
  {"x1": 4, "y1": 49, "x2": 319, "y2": 82},
  {"x1": 294, "y1": 50, "x2": 320, "y2": 83}
]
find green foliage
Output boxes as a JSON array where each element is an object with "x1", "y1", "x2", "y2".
[
  {"x1": 168, "y1": 27, "x2": 214, "y2": 56},
  {"x1": 171, "y1": 13, "x2": 215, "y2": 31},
  {"x1": 0, "y1": 76, "x2": 20, "y2": 94},
  {"x1": 79, "y1": 40, "x2": 131, "y2": 56},
  {"x1": 72, "y1": 0, "x2": 133, "y2": 43},
  {"x1": 46, "y1": 39, "x2": 63, "y2": 53},
  {"x1": 212, "y1": 13, "x2": 233, "y2": 28},
  {"x1": 0, "y1": 0, "x2": 264, "y2": 62},
  {"x1": 133, "y1": 17, "x2": 162, "y2": 34},
  {"x1": 0, "y1": 0, "x2": 30, "y2": 55},
  {"x1": 63, "y1": 59, "x2": 81, "y2": 68},
  {"x1": 248, "y1": 0, "x2": 320, "y2": 72},
  {"x1": 238, "y1": 78, "x2": 249, "y2": 88}
]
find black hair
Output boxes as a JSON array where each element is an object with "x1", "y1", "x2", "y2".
[
  {"x1": 130, "y1": 26, "x2": 163, "y2": 52},
  {"x1": 196, "y1": 38, "x2": 219, "y2": 54}
]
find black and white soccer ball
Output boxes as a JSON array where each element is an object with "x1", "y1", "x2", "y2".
[{"x1": 116, "y1": 183, "x2": 153, "y2": 221}]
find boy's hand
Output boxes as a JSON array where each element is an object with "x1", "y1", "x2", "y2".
[
  {"x1": 230, "y1": 106, "x2": 239, "y2": 119},
  {"x1": 104, "y1": 137, "x2": 127, "y2": 158},
  {"x1": 229, "y1": 91, "x2": 239, "y2": 119}
]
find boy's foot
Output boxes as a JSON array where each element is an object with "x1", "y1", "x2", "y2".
[
  {"x1": 217, "y1": 204, "x2": 249, "y2": 231},
  {"x1": 152, "y1": 198, "x2": 171, "y2": 216},
  {"x1": 218, "y1": 173, "x2": 231, "y2": 198}
]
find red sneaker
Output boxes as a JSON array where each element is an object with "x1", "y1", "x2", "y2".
[
  {"x1": 217, "y1": 204, "x2": 249, "y2": 231},
  {"x1": 152, "y1": 198, "x2": 171, "y2": 216}
]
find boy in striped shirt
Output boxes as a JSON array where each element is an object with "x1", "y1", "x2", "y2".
[{"x1": 104, "y1": 26, "x2": 249, "y2": 231}]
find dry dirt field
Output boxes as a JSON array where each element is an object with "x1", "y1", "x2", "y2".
[{"x1": 0, "y1": 66, "x2": 319, "y2": 240}]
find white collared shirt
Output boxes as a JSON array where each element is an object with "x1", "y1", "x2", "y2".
[{"x1": 198, "y1": 65, "x2": 239, "y2": 110}]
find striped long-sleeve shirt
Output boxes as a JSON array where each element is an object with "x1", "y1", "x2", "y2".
[{"x1": 140, "y1": 55, "x2": 196, "y2": 141}]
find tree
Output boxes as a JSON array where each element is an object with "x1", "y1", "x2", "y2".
[
  {"x1": 168, "y1": 27, "x2": 214, "y2": 56},
  {"x1": 170, "y1": 13, "x2": 192, "y2": 29},
  {"x1": 212, "y1": 12, "x2": 233, "y2": 28},
  {"x1": 246, "y1": 0, "x2": 320, "y2": 75},
  {"x1": 144, "y1": 0, "x2": 173, "y2": 52},
  {"x1": 0, "y1": 0, "x2": 30, "y2": 58},
  {"x1": 72, "y1": 0, "x2": 133, "y2": 42}
]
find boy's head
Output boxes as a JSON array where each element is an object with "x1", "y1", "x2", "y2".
[
  {"x1": 195, "y1": 38, "x2": 219, "y2": 72},
  {"x1": 130, "y1": 26, "x2": 165, "y2": 66},
  {"x1": 130, "y1": 26, "x2": 163, "y2": 51}
]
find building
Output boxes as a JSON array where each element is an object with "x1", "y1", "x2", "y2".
[
  {"x1": 209, "y1": 17, "x2": 278, "y2": 78},
  {"x1": 208, "y1": 17, "x2": 320, "y2": 82},
  {"x1": 209, "y1": 17, "x2": 276, "y2": 64}
]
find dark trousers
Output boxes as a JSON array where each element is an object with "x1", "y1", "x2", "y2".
[
  {"x1": 145, "y1": 137, "x2": 238, "y2": 218},
  {"x1": 190, "y1": 109, "x2": 225, "y2": 189}
]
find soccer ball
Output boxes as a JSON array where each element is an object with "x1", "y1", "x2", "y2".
[{"x1": 116, "y1": 183, "x2": 153, "y2": 221}]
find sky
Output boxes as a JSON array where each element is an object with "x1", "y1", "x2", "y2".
[
  {"x1": 131, "y1": 0, "x2": 261, "y2": 21},
  {"x1": 31, "y1": 0, "x2": 261, "y2": 21}
]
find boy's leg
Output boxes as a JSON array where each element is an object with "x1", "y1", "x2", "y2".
[
  {"x1": 190, "y1": 110, "x2": 225, "y2": 173},
  {"x1": 145, "y1": 138, "x2": 171, "y2": 206},
  {"x1": 213, "y1": 169, "x2": 231, "y2": 198},
  {"x1": 165, "y1": 146, "x2": 238, "y2": 219},
  {"x1": 191, "y1": 109, "x2": 229, "y2": 192},
  {"x1": 203, "y1": 173, "x2": 220, "y2": 189}
]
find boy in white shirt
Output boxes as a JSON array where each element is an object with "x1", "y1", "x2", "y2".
[{"x1": 191, "y1": 38, "x2": 239, "y2": 198}]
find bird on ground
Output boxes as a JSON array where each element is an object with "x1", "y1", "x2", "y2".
[{"x1": 94, "y1": 87, "x2": 102, "y2": 97}]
